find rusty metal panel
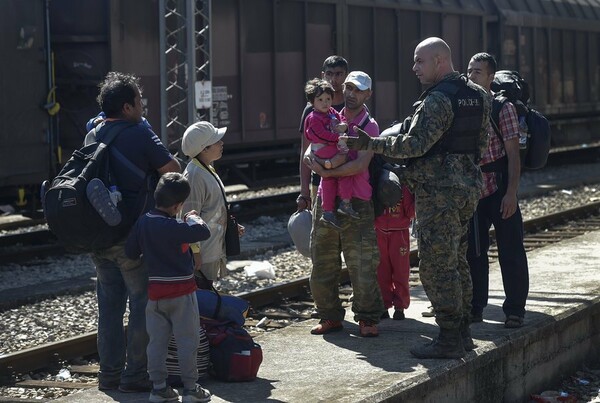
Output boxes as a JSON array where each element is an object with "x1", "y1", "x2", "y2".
[
  {"x1": 241, "y1": 0, "x2": 274, "y2": 142},
  {"x1": 590, "y1": 33, "x2": 599, "y2": 102},
  {"x1": 421, "y1": 12, "x2": 442, "y2": 38},
  {"x1": 463, "y1": 15, "x2": 483, "y2": 71},
  {"x1": 549, "y1": 29, "x2": 563, "y2": 105},
  {"x1": 50, "y1": 0, "x2": 110, "y2": 160},
  {"x1": 0, "y1": 0, "x2": 49, "y2": 187},
  {"x1": 442, "y1": 14, "x2": 461, "y2": 70},
  {"x1": 562, "y1": 30, "x2": 576, "y2": 104},
  {"x1": 497, "y1": 0, "x2": 600, "y2": 31},
  {"x1": 212, "y1": 0, "x2": 240, "y2": 141},
  {"x1": 519, "y1": 27, "x2": 535, "y2": 88},
  {"x1": 110, "y1": 0, "x2": 161, "y2": 142},
  {"x1": 534, "y1": 27, "x2": 550, "y2": 106},
  {"x1": 398, "y1": 9, "x2": 421, "y2": 116},
  {"x1": 575, "y1": 32, "x2": 589, "y2": 103},
  {"x1": 373, "y1": 8, "x2": 399, "y2": 127},
  {"x1": 501, "y1": 25, "x2": 519, "y2": 70}
]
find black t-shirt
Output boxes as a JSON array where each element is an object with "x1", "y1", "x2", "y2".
[{"x1": 299, "y1": 102, "x2": 345, "y2": 186}]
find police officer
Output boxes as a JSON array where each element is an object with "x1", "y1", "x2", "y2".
[{"x1": 343, "y1": 37, "x2": 490, "y2": 358}]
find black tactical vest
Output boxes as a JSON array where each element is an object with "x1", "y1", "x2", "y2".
[{"x1": 424, "y1": 75, "x2": 484, "y2": 158}]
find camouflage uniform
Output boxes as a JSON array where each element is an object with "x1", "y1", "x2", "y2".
[
  {"x1": 370, "y1": 72, "x2": 490, "y2": 330},
  {"x1": 310, "y1": 196, "x2": 384, "y2": 322},
  {"x1": 309, "y1": 108, "x2": 384, "y2": 324}
]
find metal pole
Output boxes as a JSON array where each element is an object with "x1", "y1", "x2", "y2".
[
  {"x1": 186, "y1": 0, "x2": 196, "y2": 125},
  {"x1": 158, "y1": 0, "x2": 167, "y2": 146}
]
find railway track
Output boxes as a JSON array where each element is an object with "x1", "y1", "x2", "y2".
[
  {"x1": 0, "y1": 191, "x2": 298, "y2": 264},
  {"x1": 2, "y1": 200, "x2": 600, "y2": 394}
]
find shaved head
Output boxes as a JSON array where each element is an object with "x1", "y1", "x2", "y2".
[
  {"x1": 413, "y1": 37, "x2": 455, "y2": 85},
  {"x1": 417, "y1": 37, "x2": 452, "y2": 62}
]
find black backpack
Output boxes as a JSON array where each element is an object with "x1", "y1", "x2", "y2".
[
  {"x1": 490, "y1": 70, "x2": 551, "y2": 170},
  {"x1": 43, "y1": 121, "x2": 144, "y2": 252}
]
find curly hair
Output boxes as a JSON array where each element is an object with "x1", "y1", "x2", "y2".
[
  {"x1": 96, "y1": 71, "x2": 141, "y2": 118},
  {"x1": 304, "y1": 78, "x2": 334, "y2": 104}
]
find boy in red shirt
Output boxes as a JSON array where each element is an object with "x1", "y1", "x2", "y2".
[{"x1": 375, "y1": 186, "x2": 415, "y2": 320}]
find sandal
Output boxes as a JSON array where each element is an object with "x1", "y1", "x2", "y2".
[{"x1": 504, "y1": 315, "x2": 524, "y2": 328}]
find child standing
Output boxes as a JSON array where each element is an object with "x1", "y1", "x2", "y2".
[
  {"x1": 125, "y1": 172, "x2": 212, "y2": 403},
  {"x1": 303, "y1": 78, "x2": 359, "y2": 229},
  {"x1": 375, "y1": 185, "x2": 416, "y2": 320}
]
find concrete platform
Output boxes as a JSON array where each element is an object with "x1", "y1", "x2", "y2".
[{"x1": 54, "y1": 229, "x2": 600, "y2": 403}]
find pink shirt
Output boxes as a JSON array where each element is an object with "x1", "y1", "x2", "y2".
[
  {"x1": 318, "y1": 107, "x2": 379, "y2": 201},
  {"x1": 304, "y1": 108, "x2": 345, "y2": 159}
]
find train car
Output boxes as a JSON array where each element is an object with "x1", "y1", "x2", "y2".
[
  {"x1": 1, "y1": 0, "x2": 599, "y2": 206},
  {"x1": 486, "y1": 0, "x2": 600, "y2": 146}
]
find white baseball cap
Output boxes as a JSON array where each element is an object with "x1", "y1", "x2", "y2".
[
  {"x1": 344, "y1": 71, "x2": 372, "y2": 90},
  {"x1": 182, "y1": 121, "x2": 227, "y2": 158}
]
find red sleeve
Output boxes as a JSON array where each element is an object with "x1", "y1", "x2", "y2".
[{"x1": 402, "y1": 187, "x2": 416, "y2": 219}]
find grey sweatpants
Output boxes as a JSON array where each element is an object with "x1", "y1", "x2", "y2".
[{"x1": 146, "y1": 292, "x2": 200, "y2": 390}]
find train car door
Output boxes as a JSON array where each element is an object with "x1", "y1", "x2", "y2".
[{"x1": 0, "y1": 1, "x2": 49, "y2": 192}]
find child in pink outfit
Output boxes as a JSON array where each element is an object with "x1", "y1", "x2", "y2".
[
  {"x1": 303, "y1": 78, "x2": 359, "y2": 229},
  {"x1": 375, "y1": 185, "x2": 416, "y2": 320}
]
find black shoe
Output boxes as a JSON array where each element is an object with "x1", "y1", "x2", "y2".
[
  {"x1": 393, "y1": 309, "x2": 405, "y2": 320},
  {"x1": 410, "y1": 328, "x2": 465, "y2": 359},
  {"x1": 381, "y1": 310, "x2": 390, "y2": 319},
  {"x1": 471, "y1": 312, "x2": 483, "y2": 323},
  {"x1": 310, "y1": 310, "x2": 319, "y2": 319},
  {"x1": 98, "y1": 380, "x2": 119, "y2": 391},
  {"x1": 504, "y1": 315, "x2": 524, "y2": 328},
  {"x1": 119, "y1": 379, "x2": 152, "y2": 393}
]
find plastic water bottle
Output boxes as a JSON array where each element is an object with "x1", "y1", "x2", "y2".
[
  {"x1": 108, "y1": 185, "x2": 122, "y2": 206},
  {"x1": 518, "y1": 116, "x2": 528, "y2": 150},
  {"x1": 185, "y1": 213, "x2": 204, "y2": 226}
]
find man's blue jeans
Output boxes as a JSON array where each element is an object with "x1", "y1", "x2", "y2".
[{"x1": 92, "y1": 242, "x2": 149, "y2": 385}]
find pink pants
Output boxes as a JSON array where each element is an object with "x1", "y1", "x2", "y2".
[{"x1": 376, "y1": 228, "x2": 411, "y2": 310}]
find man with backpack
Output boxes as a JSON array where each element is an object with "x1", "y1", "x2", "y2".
[
  {"x1": 466, "y1": 53, "x2": 529, "y2": 329},
  {"x1": 91, "y1": 72, "x2": 181, "y2": 392}
]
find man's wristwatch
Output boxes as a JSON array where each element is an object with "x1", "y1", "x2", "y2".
[{"x1": 324, "y1": 159, "x2": 332, "y2": 169}]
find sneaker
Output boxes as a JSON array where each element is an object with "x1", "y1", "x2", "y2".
[
  {"x1": 86, "y1": 178, "x2": 121, "y2": 226},
  {"x1": 118, "y1": 379, "x2": 152, "y2": 393},
  {"x1": 183, "y1": 384, "x2": 211, "y2": 403},
  {"x1": 359, "y1": 320, "x2": 379, "y2": 337},
  {"x1": 311, "y1": 319, "x2": 343, "y2": 335},
  {"x1": 310, "y1": 310, "x2": 319, "y2": 319},
  {"x1": 149, "y1": 386, "x2": 179, "y2": 402},
  {"x1": 393, "y1": 309, "x2": 405, "y2": 321},
  {"x1": 337, "y1": 201, "x2": 360, "y2": 219},
  {"x1": 504, "y1": 315, "x2": 524, "y2": 328},
  {"x1": 98, "y1": 379, "x2": 119, "y2": 391},
  {"x1": 380, "y1": 310, "x2": 390, "y2": 319},
  {"x1": 320, "y1": 211, "x2": 342, "y2": 230}
]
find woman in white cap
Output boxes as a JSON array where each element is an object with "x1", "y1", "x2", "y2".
[{"x1": 180, "y1": 121, "x2": 242, "y2": 289}]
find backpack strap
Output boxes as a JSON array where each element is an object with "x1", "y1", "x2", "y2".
[
  {"x1": 480, "y1": 97, "x2": 509, "y2": 173},
  {"x1": 358, "y1": 110, "x2": 371, "y2": 131},
  {"x1": 94, "y1": 121, "x2": 146, "y2": 181}
]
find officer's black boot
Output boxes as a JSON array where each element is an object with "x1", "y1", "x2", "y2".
[
  {"x1": 460, "y1": 317, "x2": 476, "y2": 351},
  {"x1": 410, "y1": 327, "x2": 466, "y2": 359}
]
